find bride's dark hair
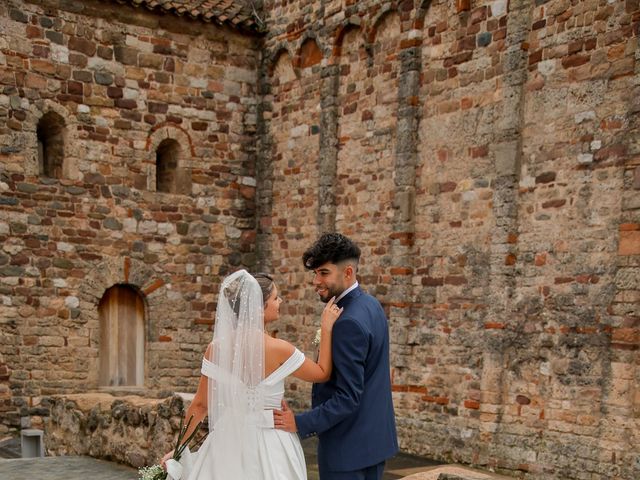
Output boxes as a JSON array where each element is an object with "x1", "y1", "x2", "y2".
[
  {"x1": 253, "y1": 272, "x2": 275, "y2": 305},
  {"x1": 222, "y1": 276, "x2": 243, "y2": 317},
  {"x1": 223, "y1": 272, "x2": 274, "y2": 317}
]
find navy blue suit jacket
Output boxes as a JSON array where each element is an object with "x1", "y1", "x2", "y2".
[{"x1": 295, "y1": 286, "x2": 398, "y2": 472}]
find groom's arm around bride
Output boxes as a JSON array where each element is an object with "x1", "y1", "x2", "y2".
[{"x1": 274, "y1": 233, "x2": 398, "y2": 480}]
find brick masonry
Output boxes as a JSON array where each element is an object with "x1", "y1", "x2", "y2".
[
  {"x1": 0, "y1": 0, "x2": 259, "y2": 433},
  {"x1": 42, "y1": 393, "x2": 194, "y2": 468},
  {"x1": 1, "y1": 0, "x2": 640, "y2": 479},
  {"x1": 258, "y1": 1, "x2": 640, "y2": 479}
]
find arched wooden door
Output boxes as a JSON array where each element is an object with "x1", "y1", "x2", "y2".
[{"x1": 98, "y1": 285, "x2": 145, "y2": 387}]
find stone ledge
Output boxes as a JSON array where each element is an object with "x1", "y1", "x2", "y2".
[
  {"x1": 43, "y1": 393, "x2": 193, "y2": 468},
  {"x1": 400, "y1": 465, "x2": 515, "y2": 480}
]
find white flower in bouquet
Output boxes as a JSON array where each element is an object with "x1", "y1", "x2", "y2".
[
  {"x1": 313, "y1": 328, "x2": 322, "y2": 346},
  {"x1": 138, "y1": 465, "x2": 165, "y2": 480}
]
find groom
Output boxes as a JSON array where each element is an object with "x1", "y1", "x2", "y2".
[{"x1": 274, "y1": 233, "x2": 398, "y2": 480}]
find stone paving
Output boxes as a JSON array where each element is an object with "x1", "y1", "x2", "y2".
[
  {"x1": 398, "y1": 465, "x2": 516, "y2": 480},
  {"x1": 0, "y1": 440, "x2": 437, "y2": 480},
  {"x1": 0, "y1": 435, "x2": 509, "y2": 480},
  {"x1": 301, "y1": 437, "x2": 442, "y2": 480},
  {"x1": 0, "y1": 456, "x2": 139, "y2": 480}
]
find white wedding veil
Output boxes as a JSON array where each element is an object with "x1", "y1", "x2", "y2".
[{"x1": 201, "y1": 269, "x2": 265, "y2": 478}]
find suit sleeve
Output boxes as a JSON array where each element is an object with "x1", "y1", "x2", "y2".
[{"x1": 295, "y1": 317, "x2": 368, "y2": 438}]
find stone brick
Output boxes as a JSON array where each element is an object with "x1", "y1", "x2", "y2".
[
  {"x1": 148, "y1": 101, "x2": 168, "y2": 113},
  {"x1": 115, "y1": 98, "x2": 137, "y2": 109},
  {"x1": 542, "y1": 199, "x2": 566, "y2": 209},
  {"x1": 562, "y1": 53, "x2": 590, "y2": 69},
  {"x1": 44, "y1": 394, "x2": 190, "y2": 467},
  {"x1": 531, "y1": 18, "x2": 546, "y2": 30},
  {"x1": 529, "y1": 49, "x2": 542, "y2": 65},
  {"x1": 83, "y1": 173, "x2": 105, "y2": 184},
  {"x1": 535, "y1": 253, "x2": 547, "y2": 266},
  {"x1": 477, "y1": 32, "x2": 491, "y2": 48},
  {"x1": 30, "y1": 59, "x2": 56, "y2": 75},
  {"x1": 114, "y1": 45, "x2": 138, "y2": 65},
  {"x1": 619, "y1": 231, "x2": 640, "y2": 255},
  {"x1": 1, "y1": 2, "x2": 638, "y2": 479},
  {"x1": 138, "y1": 53, "x2": 164, "y2": 69},
  {"x1": 107, "y1": 86, "x2": 123, "y2": 98},
  {"x1": 26, "y1": 25, "x2": 43, "y2": 39},
  {"x1": 67, "y1": 80, "x2": 83, "y2": 95},
  {"x1": 9, "y1": 9, "x2": 28, "y2": 23},
  {"x1": 52, "y1": 258, "x2": 74, "y2": 269},
  {"x1": 535, "y1": 171, "x2": 556, "y2": 184},
  {"x1": 456, "y1": 0, "x2": 471, "y2": 13},
  {"x1": 470, "y1": 6, "x2": 487, "y2": 24},
  {"x1": 68, "y1": 36, "x2": 97, "y2": 57},
  {"x1": 69, "y1": 52, "x2": 88, "y2": 67},
  {"x1": 73, "y1": 70, "x2": 93, "y2": 82},
  {"x1": 464, "y1": 399, "x2": 480, "y2": 409},
  {"x1": 39, "y1": 16, "x2": 53, "y2": 28},
  {"x1": 163, "y1": 57, "x2": 175, "y2": 72},
  {"x1": 153, "y1": 72, "x2": 171, "y2": 83},
  {"x1": 94, "y1": 71, "x2": 114, "y2": 85},
  {"x1": 97, "y1": 45, "x2": 113, "y2": 60}
]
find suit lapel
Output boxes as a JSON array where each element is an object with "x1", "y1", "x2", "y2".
[
  {"x1": 336, "y1": 285, "x2": 362, "y2": 309},
  {"x1": 313, "y1": 287, "x2": 362, "y2": 400}
]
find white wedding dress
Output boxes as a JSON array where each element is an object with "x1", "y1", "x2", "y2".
[{"x1": 174, "y1": 347, "x2": 307, "y2": 480}]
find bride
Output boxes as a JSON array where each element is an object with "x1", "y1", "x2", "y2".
[{"x1": 161, "y1": 269, "x2": 342, "y2": 479}]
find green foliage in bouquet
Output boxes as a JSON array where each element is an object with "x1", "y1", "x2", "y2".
[{"x1": 138, "y1": 415, "x2": 203, "y2": 480}]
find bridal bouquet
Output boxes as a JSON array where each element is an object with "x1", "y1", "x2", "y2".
[{"x1": 138, "y1": 415, "x2": 202, "y2": 480}]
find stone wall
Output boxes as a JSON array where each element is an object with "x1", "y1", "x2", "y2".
[
  {"x1": 43, "y1": 393, "x2": 192, "y2": 468},
  {"x1": 2, "y1": 0, "x2": 640, "y2": 478},
  {"x1": 0, "y1": 0, "x2": 259, "y2": 432},
  {"x1": 258, "y1": 1, "x2": 640, "y2": 479}
]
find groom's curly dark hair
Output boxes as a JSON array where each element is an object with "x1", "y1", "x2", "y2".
[{"x1": 303, "y1": 233, "x2": 361, "y2": 270}]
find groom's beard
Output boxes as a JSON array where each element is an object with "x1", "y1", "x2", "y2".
[{"x1": 318, "y1": 285, "x2": 345, "y2": 303}]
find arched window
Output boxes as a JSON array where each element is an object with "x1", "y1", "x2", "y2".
[
  {"x1": 271, "y1": 50, "x2": 297, "y2": 85},
  {"x1": 37, "y1": 112, "x2": 65, "y2": 178},
  {"x1": 156, "y1": 139, "x2": 180, "y2": 193},
  {"x1": 98, "y1": 285, "x2": 145, "y2": 387},
  {"x1": 298, "y1": 38, "x2": 323, "y2": 69}
]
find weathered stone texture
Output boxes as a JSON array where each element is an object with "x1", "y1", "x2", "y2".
[
  {"x1": 0, "y1": 0, "x2": 258, "y2": 432},
  {"x1": 2, "y1": 0, "x2": 640, "y2": 478},
  {"x1": 43, "y1": 393, "x2": 201, "y2": 468},
  {"x1": 259, "y1": 0, "x2": 640, "y2": 479}
]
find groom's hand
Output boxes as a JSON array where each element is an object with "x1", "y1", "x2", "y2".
[{"x1": 273, "y1": 400, "x2": 298, "y2": 433}]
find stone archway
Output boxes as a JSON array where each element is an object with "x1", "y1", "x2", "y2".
[
  {"x1": 25, "y1": 101, "x2": 79, "y2": 179},
  {"x1": 79, "y1": 257, "x2": 176, "y2": 389},
  {"x1": 37, "y1": 111, "x2": 65, "y2": 179},
  {"x1": 98, "y1": 284, "x2": 145, "y2": 387},
  {"x1": 155, "y1": 138, "x2": 181, "y2": 193},
  {"x1": 146, "y1": 123, "x2": 194, "y2": 194}
]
